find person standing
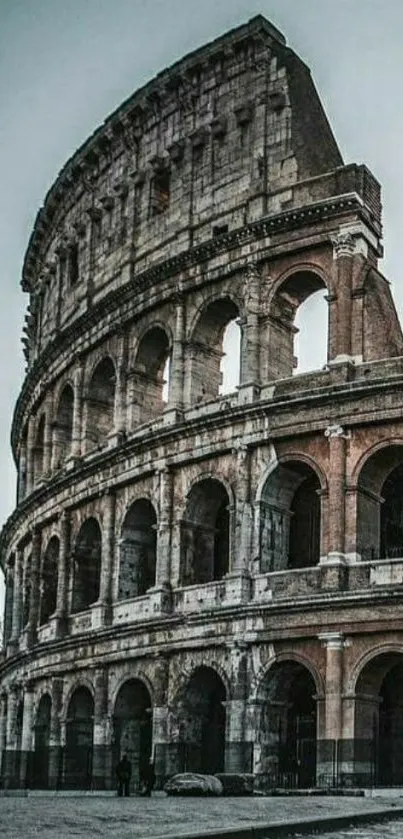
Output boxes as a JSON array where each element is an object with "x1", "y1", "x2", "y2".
[{"x1": 116, "y1": 754, "x2": 132, "y2": 797}]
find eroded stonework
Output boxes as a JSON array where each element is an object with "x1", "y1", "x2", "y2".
[{"x1": 1, "y1": 15, "x2": 403, "y2": 791}]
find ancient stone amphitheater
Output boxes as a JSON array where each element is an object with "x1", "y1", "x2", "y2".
[{"x1": 1, "y1": 15, "x2": 403, "y2": 792}]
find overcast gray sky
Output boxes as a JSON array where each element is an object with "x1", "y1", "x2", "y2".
[{"x1": 1, "y1": 0, "x2": 403, "y2": 605}]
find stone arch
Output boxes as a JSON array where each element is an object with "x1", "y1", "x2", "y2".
[
  {"x1": 267, "y1": 267, "x2": 329, "y2": 379},
  {"x1": 110, "y1": 669, "x2": 155, "y2": 713},
  {"x1": 71, "y1": 517, "x2": 102, "y2": 613},
  {"x1": 112, "y1": 677, "x2": 153, "y2": 792},
  {"x1": 187, "y1": 296, "x2": 241, "y2": 405},
  {"x1": 254, "y1": 655, "x2": 319, "y2": 788},
  {"x1": 53, "y1": 382, "x2": 74, "y2": 467},
  {"x1": 85, "y1": 355, "x2": 116, "y2": 451},
  {"x1": 39, "y1": 535, "x2": 59, "y2": 625},
  {"x1": 180, "y1": 477, "x2": 231, "y2": 585},
  {"x1": 64, "y1": 685, "x2": 94, "y2": 790},
  {"x1": 171, "y1": 665, "x2": 227, "y2": 775},
  {"x1": 258, "y1": 456, "x2": 323, "y2": 572},
  {"x1": 61, "y1": 677, "x2": 95, "y2": 722},
  {"x1": 349, "y1": 647, "x2": 403, "y2": 785},
  {"x1": 33, "y1": 413, "x2": 46, "y2": 485},
  {"x1": 253, "y1": 651, "x2": 325, "y2": 703},
  {"x1": 32, "y1": 692, "x2": 52, "y2": 789},
  {"x1": 354, "y1": 441, "x2": 403, "y2": 561},
  {"x1": 118, "y1": 498, "x2": 157, "y2": 600},
  {"x1": 171, "y1": 658, "x2": 232, "y2": 707},
  {"x1": 131, "y1": 324, "x2": 172, "y2": 425}
]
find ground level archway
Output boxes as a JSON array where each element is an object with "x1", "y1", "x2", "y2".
[{"x1": 112, "y1": 679, "x2": 152, "y2": 792}]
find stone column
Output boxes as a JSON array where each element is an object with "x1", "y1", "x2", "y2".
[
  {"x1": 20, "y1": 684, "x2": 35, "y2": 788},
  {"x1": 26, "y1": 527, "x2": 42, "y2": 647},
  {"x1": 43, "y1": 404, "x2": 53, "y2": 477},
  {"x1": 322, "y1": 424, "x2": 349, "y2": 576},
  {"x1": 17, "y1": 438, "x2": 27, "y2": 503},
  {"x1": 95, "y1": 491, "x2": 116, "y2": 626},
  {"x1": 8, "y1": 547, "x2": 23, "y2": 654},
  {"x1": 3, "y1": 560, "x2": 14, "y2": 647},
  {"x1": 224, "y1": 446, "x2": 252, "y2": 604},
  {"x1": 330, "y1": 232, "x2": 355, "y2": 361},
  {"x1": 4, "y1": 686, "x2": 20, "y2": 788},
  {"x1": 110, "y1": 331, "x2": 127, "y2": 443},
  {"x1": 225, "y1": 642, "x2": 250, "y2": 773},
  {"x1": 0, "y1": 692, "x2": 7, "y2": 776},
  {"x1": 155, "y1": 467, "x2": 173, "y2": 588},
  {"x1": 320, "y1": 632, "x2": 344, "y2": 742},
  {"x1": 48, "y1": 679, "x2": 63, "y2": 789},
  {"x1": 92, "y1": 667, "x2": 110, "y2": 790},
  {"x1": 242, "y1": 263, "x2": 261, "y2": 390},
  {"x1": 151, "y1": 657, "x2": 169, "y2": 789},
  {"x1": 53, "y1": 510, "x2": 71, "y2": 638},
  {"x1": 25, "y1": 415, "x2": 36, "y2": 495},
  {"x1": 169, "y1": 296, "x2": 185, "y2": 410},
  {"x1": 71, "y1": 363, "x2": 84, "y2": 459}
]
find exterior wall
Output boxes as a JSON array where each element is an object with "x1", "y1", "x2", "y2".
[{"x1": 2, "y1": 14, "x2": 403, "y2": 791}]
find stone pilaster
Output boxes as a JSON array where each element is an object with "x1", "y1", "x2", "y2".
[
  {"x1": 43, "y1": 405, "x2": 53, "y2": 477},
  {"x1": 319, "y1": 632, "x2": 345, "y2": 741},
  {"x1": 8, "y1": 547, "x2": 23, "y2": 654},
  {"x1": 26, "y1": 527, "x2": 41, "y2": 647},
  {"x1": 17, "y1": 438, "x2": 27, "y2": 503},
  {"x1": 92, "y1": 667, "x2": 110, "y2": 790},
  {"x1": 110, "y1": 331, "x2": 128, "y2": 443},
  {"x1": 3, "y1": 685, "x2": 20, "y2": 788},
  {"x1": 25, "y1": 415, "x2": 36, "y2": 495},
  {"x1": 94, "y1": 491, "x2": 116, "y2": 626},
  {"x1": 0, "y1": 692, "x2": 7, "y2": 775},
  {"x1": 169, "y1": 295, "x2": 186, "y2": 410},
  {"x1": 322, "y1": 424, "x2": 349, "y2": 571},
  {"x1": 151, "y1": 657, "x2": 169, "y2": 788},
  {"x1": 53, "y1": 510, "x2": 71, "y2": 638},
  {"x1": 242, "y1": 262, "x2": 261, "y2": 391},
  {"x1": 224, "y1": 445, "x2": 252, "y2": 605},
  {"x1": 3, "y1": 560, "x2": 14, "y2": 647},
  {"x1": 48, "y1": 678, "x2": 63, "y2": 789},
  {"x1": 225, "y1": 642, "x2": 250, "y2": 772},
  {"x1": 330, "y1": 231, "x2": 358, "y2": 362},
  {"x1": 70, "y1": 363, "x2": 84, "y2": 459},
  {"x1": 20, "y1": 684, "x2": 35, "y2": 788}
]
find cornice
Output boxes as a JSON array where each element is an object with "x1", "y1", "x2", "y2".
[{"x1": 12, "y1": 192, "x2": 372, "y2": 455}]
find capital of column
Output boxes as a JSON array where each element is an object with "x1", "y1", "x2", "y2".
[
  {"x1": 324, "y1": 424, "x2": 351, "y2": 440},
  {"x1": 331, "y1": 232, "x2": 357, "y2": 259},
  {"x1": 318, "y1": 632, "x2": 345, "y2": 650}
]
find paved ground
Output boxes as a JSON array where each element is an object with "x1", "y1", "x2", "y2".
[{"x1": 0, "y1": 793, "x2": 403, "y2": 839}]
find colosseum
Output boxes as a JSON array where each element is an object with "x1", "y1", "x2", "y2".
[{"x1": 1, "y1": 13, "x2": 403, "y2": 792}]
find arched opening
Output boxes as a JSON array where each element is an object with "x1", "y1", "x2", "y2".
[
  {"x1": 181, "y1": 479, "x2": 230, "y2": 585},
  {"x1": 355, "y1": 652, "x2": 403, "y2": 786},
  {"x1": 132, "y1": 326, "x2": 171, "y2": 425},
  {"x1": 33, "y1": 694, "x2": 51, "y2": 789},
  {"x1": 294, "y1": 288, "x2": 328, "y2": 374},
  {"x1": 260, "y1": 461, "x2": 321, "y2": 572},
  {"x1": 268, "y1": 271, "x2": 328, "y2": 380},
  {"x1": 175, "y1": 666, "x2": 226, "y2": 774},
  {"x1": 258, "y1": 661, "x2": 317, "y2": 789},
  {"x1": 71, "y1": 518, "x2": 102, "y2": 613},
  {"x1": 33, "y1": 415, "x2": 45, "y2": 485},
  {"x1": 118, "y1": 499, "x2": 157, "y2": 600},
  {"x1": 189, "y1": 298, "x2": 240, "y2": 404},
  {"x1": 356, "y1": 445, "x2": 403, "y2": 561},
  {"x1": 53, "y1": 384, "x2": 74, "y2": 467},
  {"x1": 85, "y1": 357, "x2": 116, "y2": 451},
  {"x1": 113, "y1": 679, "x2": 152, "y2": 792},
  {"x1": 219, "y1": 319, "x2": 241, "y2": 395},
  {"x1": 39, "y1": 536, "x2": 59, "y2": 625},
  {"x1": 64, "y1": 687, "x2": 94, "y2": 790}
]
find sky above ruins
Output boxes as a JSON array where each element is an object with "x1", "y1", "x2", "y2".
[{"x1": 0, "y1": 0, "x2": 402, "y2": 603}]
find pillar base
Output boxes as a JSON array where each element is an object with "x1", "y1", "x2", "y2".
[
  {"x1": 237, "y1": 382, "x2": 261, "y2": 404},
  {"x1": 320, "y1": 554, "x2": 348, "y2": 591},
  {"x1": 163, "y1": 407, "x2": 183, "y2": 426},
  {"x1": 148, "y1": 584, "x2": 172, "y2": 615},
  {"x1": 224, "y1": 572, "x2": 252, "y2": 605},
  {"x1": 65, "y1": 455, "x2": 81, "y2": 471},
  {"x1": 107, "y1": 430, "x2": 125, "y2": 448},
  {"x1": 50, "y1": 614, "x2": 69, "y2": 640},
  {"x1": 91, "y1": 602, "x2": 112, "y2": 629},
  {"x1": 6, "y1": 639, "x2": 20, "y2": 658}
]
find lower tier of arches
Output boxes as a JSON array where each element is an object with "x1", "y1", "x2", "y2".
[{"x1": 3, "y1": 633, "x2": 403, "y2": 791}]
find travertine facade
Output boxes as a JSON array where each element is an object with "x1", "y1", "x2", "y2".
[{"x1": 2, "y1": 15, "x2": 403, "y2": 790}]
